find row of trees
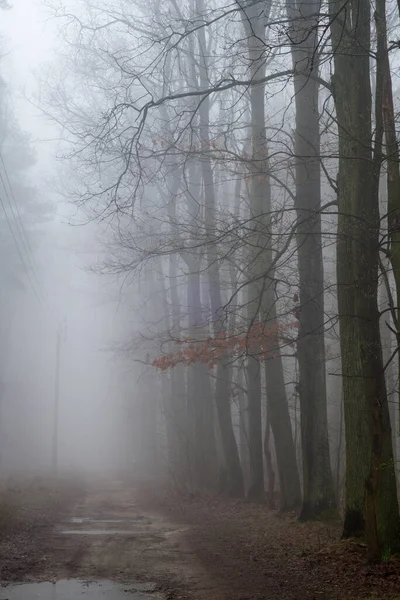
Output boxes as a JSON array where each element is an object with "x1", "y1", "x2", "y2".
[{"x1": 47, "y1": 0, "x2": 400, "y2": 560}]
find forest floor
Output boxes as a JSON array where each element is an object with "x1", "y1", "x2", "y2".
[
  {"x1": 136, "y1": 484, "x2": 400, "y2": 600},
  {"x1": 0, "y1": 478, "x2": 400, "y2": 599},
  {"x1": 0, "y1": 476, "x2": 84, "y2": 581}
]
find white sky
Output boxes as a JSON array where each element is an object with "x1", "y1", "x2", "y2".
[
  {"x1": 0, "y1": 1, "x2": 131, "y2": 474},
  {"x1": 2, "y1": 1, "x2": 57, "y2": 127}
]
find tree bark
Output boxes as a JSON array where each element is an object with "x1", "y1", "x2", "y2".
[
  {"x1": 330, "y1": 0, "x2": 400, "y2": 557},
  {"x1": 196, "y1": 0, "x2": 244, "y2": 497},
  {"x1": 378, "y1": 0, "x2": 400, "y2": 479},
  {"x1": 163, "y1": 158, "x2": 190, "y2": 487},
  {"x1": 169, "y1": 254, "x2": 190, "y2": 486},
  {"x1": 265, "y1": 355, "x2": 302, "y2": 509},
  {"x1": 241, "y1": 0, "x2": 301, "y2": 506},
  {"x1": 187, "y1": 267, "x2": 218, "y2": 491},
  {"x1": 237, "y1": 366, "x2": 250, "y2": 490},
  {"x1": 264, "y1": 408, "x2": 275, "y2": 508},
  {"x1": 286, "y1": 0, "x2": 336, "y2": 520}
]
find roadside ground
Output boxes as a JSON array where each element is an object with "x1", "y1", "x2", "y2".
[{"x1": 1, "y1": 477, "x2": 400, "y2": 599}]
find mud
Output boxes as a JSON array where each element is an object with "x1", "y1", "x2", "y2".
[{"x1": 0, "y1": 479, "x2": 216, "y2": 599}]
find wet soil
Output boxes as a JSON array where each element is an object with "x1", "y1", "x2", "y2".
[
  {"x1": 1, "y1": 579, "x2": 159, "y2": 600},
  {"x1": 0, "y1": 478, "x2": 84, "y2": 582},
  {"x1": 2, "y1": 478, "x2": 399, "y2": 600},
  {"x1": 136, "y1": 486, "x2": 400, "y2": 600},
  {"x1": 0, "y1": 478, "x2": 215, "y2": 600}
]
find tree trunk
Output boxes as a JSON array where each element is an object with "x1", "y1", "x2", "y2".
[
  {"x1": 241, "y1": 0, "x2": 301, "y2": 506},
  {"x1": 238, "y1": 367, "x2": 250, "y2": 490},
  {"x1": 169, "y1": 254, "x2": 190, "y2": 487},
  {"x1": 247, "y1": 353, "x2": 264, "y2": 500},
  {"x1": 162, "y1": 157, "x2": 191, "y2": 487},
  {"x1": 196, "y1": 0, "x2": 244, "y2": 498},
  {"x1": 157, "y1": 259, "x2": 180, "y2": 480},
  {"x1": 379, "y1": 271, "x2": 397, "y2": 479},
  {"x1": 286, "y1": 0, "x2": 336, "y2": 520},
  {"x1": 377, "y1": 0, "x2": 400, "y2": 485},
  {"x1": 335, "y1": 392, "x2": 344, "y2": 505},
  {"x1": 265, "y1": 356, "x2": 302, "y2": 510},
  {"x1": 187, "y1": 267, "x2": 218, "y2": 491},
  {"x1": 264, "y1": 408, "x2": 275, "y2": 509},
  {"x1": 139, "y1": 352, "x2": 160, "y2": 480},
  {"x1": 330, "y1": 0, "x2": 400, "y2": 557}
]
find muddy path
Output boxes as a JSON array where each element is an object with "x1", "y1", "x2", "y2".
[
  {"x1": 2, "y1": 479, "x2": 399, "y2": 599},
  {"x1": 1, "y1": 479, "x2": 216, "y2": 599}
]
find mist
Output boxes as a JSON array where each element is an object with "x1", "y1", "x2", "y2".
[
  {"x1": 0, "y1": 2, "x2": 132, "y2": 477},
  {"x1": 0, "y1": 0, "x2": 399, "y2": 598}
]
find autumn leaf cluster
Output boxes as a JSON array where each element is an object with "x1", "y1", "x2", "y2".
[{"x1": 152, "y1": 320, "x2": 297, "y2": 371}]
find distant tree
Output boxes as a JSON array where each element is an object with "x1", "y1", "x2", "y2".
[
  {"x1": 0, "y1": 74, "x2": 51, "y2": 291},
  {"x1": 0, "y1": 58, "x2": 52, "y2": 378}
]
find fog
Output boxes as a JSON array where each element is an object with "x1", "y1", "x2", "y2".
[
  {"x1": 0, "y1": 1, "x2": 133, "y2": 476},
  {"x1": 0, "y1": 0, "x2": 399, "y2": 570}
]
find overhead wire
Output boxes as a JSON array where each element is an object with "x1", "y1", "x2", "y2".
[
  {"x1": 0, "y1": 153, "x2": 39, "y2": 267},
  {"x1": 0, "y1": 150, "x2": 56, "y2": 322},
  {"x1": 0, "y1": 187, "x2": 46, "y2": 310}
]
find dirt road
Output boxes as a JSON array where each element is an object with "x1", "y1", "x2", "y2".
[
  {"x1": 2, "y1": 479, "x2": 400, "y2": 599},
  {"x1": 0, "y1": 479, "x2": 215, "y2": 599}
]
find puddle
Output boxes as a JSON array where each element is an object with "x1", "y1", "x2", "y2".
[
  {"x1": 164, "y1": 527, "x2": 189, "y2": 537},
  {"x1": 0, "y1": 579, "x2": 159, "y2": 599},
  {"x1": 69, "y1": 518, "x2": 125, "y2": 524},
  {"x1": 60, "y1": 529, "x2": 137, "y2": 536},
  {"x1": 69, "y1": 518, "x2": 91, "y2": 524},
  {"x1": 69, "y1": 517, "x2": 151, "y2": 525}
]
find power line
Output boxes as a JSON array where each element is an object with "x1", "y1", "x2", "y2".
[
  {"x1": 0, "y1": 151, "x2": 56, "y2": 320},
  {"x1": 0, "y1": 154, "x2": 38, "y2": 262},
  {"x1": 0, "y1": 190, "x2": 46, "y2": 311},
  {"x1": 0, "y1": 153, "x2": 46, "y2": 291}
]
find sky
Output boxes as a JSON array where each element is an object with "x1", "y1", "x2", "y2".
[
  {"x1": 0, "y1": 1, "x2": 133, "y2": 475},
  {"x1": 2, "y1": 1, "x2": 56, "y2": 134}
]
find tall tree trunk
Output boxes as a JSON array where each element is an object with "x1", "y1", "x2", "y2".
[
  {"x1": 187, "y1": 265, "x2": 218, "y2": 491},
  {"x1": 246, "y1": 350, "x2": 264, "y2": 500},
  {"x1": 241, "y1": 0, "x2": 301, "y2": 506},
  {"x1": 379, "y1": 174, "x2": 398, "y2": 486},
  {"x1": 264, "y1": 409, "x2": 275, "y2": 508},
  {"x1": 196, "y1": 0, "x2": 244, "y2": 497},
  {"x1": 379, "y1": 272, "x2": 397, "y2": 474},
  {"x1": 378, "y1": 0, "x2": 400, "y2": 479},
  {"x1": 335, "y1": 392, "x2": 344, "y2": 505},
  {"x1": 162, "y1": 157, "x2": 190, "y2": 487},
  {"x1": 238, "y1": 366, "x2": 250, "y2": 490},
  {"x1": 157, "y1": 259, "x2": 179, "y2": 479},
  {"x1": 264, "y1": 356, "x2": 302, "y2": 509},
  {"x1": 286, "y1": 0, "x2": 336, "y2": 520},
  {"x1": 138, "y1": 350, "x2": 160, "y2": 479},
  {"x1": 330, "y1": 0, "x2": 400, "y2": 557},
  {"x1": 169, "y1": 254, "x2": 189, "y2": 487}
]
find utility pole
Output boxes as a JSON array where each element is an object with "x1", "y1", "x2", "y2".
[{"x1": 52, "y1": 318, "x2": 67, "y2": 477}]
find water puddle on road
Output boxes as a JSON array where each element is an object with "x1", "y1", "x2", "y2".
[
  {"x1": 68, "y1": 517, "x2": 152, "y2": 525},
  {"x1": 60, "y1": 529, "x2": 138, "y2": 535},
  {"x1": 69, "y1": 518, "x2": 125, "y2": 524},
  {"x1": 0, "y1": 579, "x2": 159, "y2": 599}
]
